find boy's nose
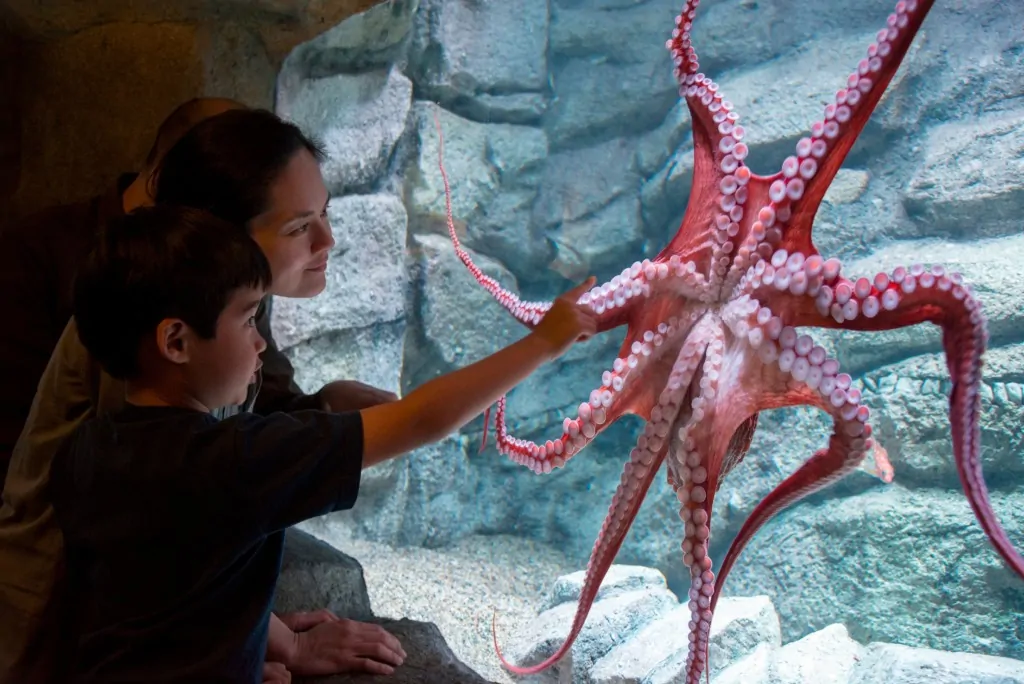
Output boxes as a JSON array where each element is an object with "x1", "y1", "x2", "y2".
[{"x1": 256, "y1": 334, "x2": 268, "y2": 354}]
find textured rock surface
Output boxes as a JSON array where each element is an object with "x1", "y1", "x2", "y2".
[
  {"x1": 281, "y1": 67, "x2": 413, "y2": 195},
  {"x1": 4, "y1": 0, "x2": 380, "y2": 220},
  {"x1": 407, "y1": 0, "x2": 549, "y2": 125},
  {"x1": 275, "y1": 530, "x2": 495, "y2": 683}
]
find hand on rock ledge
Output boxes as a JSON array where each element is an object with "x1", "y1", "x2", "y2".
[
  {"x1": 262, "y1": 662, "x2": 291, "y2": 684},
  {"x1": 287, "y1": 617, "x2": 407, "y2": 677}
]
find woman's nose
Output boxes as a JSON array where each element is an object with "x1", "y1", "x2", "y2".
[{"x1": 316, "y1": 219, "x2": 335, "y2": 251}]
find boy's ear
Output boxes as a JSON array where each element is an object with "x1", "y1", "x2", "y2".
[{"x1": 154, "y1": 318, "x2": 193, "y2": 365}]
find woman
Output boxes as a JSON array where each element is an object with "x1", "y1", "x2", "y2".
[{"x1": 0, "y1": 108, "x2": 403, "y2": 683}]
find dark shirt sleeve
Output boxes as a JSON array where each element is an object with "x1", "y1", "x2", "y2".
[
  {"x1": 252, "y1": 296, "x2": 323, "y2": 414},
  {"x1": 209, "y1": 410, "x2": 364, "y2": 533}
]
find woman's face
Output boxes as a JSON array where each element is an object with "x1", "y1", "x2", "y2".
[{"x1": 247, "y1": 148, "x2": 335, "y2": 299}]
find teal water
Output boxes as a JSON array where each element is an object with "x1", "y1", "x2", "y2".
[{"x1": 273, "y1": 0, "x2": 1024, "y2": 677}]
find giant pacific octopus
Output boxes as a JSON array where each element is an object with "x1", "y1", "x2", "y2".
[{"x1": 434, "y1": 0, "x2": 1024, "y2": 681}]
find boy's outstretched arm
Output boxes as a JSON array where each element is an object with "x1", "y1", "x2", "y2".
[{"x1": 360, "y1": 277, "x2": 597, "y2": 469}]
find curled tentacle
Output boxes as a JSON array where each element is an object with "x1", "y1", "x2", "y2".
[
  {"x1": 755, "y1": 256, "x2": 1022, "y2": 579},
  {"x1": 490, "y1": 322, "x2": 676, "y2": 473},
  {"x1": 494, "y1": 324, "x2": 711, "y2": 675}
]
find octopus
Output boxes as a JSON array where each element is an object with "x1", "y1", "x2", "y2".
[{"x1": 432, "y1": 0, "x2": 1024, "y2": 681}]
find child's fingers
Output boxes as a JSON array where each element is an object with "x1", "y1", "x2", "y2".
[{"x1": 564, "y1": 275, "x2": 596, "y2": 302}]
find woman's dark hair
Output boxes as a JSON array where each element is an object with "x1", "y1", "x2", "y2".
[
  {"x1": 151, "y1": 108, "x2": 325, "y2": 226},
  {"x1": 74, "y1": 205, "x2": 273, "y2": 380}
]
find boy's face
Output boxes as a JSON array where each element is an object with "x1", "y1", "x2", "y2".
[{"x1": 185, "y1": 286, "x2": 268, "y2": 409}]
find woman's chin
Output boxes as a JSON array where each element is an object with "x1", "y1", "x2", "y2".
[{"x1": 280, "y1": 272, "x2": 328, "y2": 299}]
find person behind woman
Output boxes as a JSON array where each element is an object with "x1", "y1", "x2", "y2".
[{"x1": 0, "y1": 108, "x2": 403, "y2": 683}]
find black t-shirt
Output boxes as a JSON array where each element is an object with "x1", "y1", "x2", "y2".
[{"x1": 49, "y1": 404, "x2": 364, "y2": 683}]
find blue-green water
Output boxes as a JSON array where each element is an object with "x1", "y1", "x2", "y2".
[{"x1": 273, "y1": 0, "x2": 1024, "y2": 679}]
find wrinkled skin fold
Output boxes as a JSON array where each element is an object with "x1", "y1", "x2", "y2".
[{"x1": 432, "y1": 0, "x2": 1024, "y2": 681}]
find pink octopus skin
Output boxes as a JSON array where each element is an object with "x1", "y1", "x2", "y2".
[{"x1": 432, "y1": 0, "x2": 1023, "y2": 681}]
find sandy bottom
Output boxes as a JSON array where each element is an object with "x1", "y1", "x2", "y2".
[{"x1": 302, "y1": 520, "x2": 580, "y2": 683}]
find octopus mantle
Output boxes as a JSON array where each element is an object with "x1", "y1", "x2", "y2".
[{"x1": 434, "y1": 0, "x2": 1024, "y2": 681}]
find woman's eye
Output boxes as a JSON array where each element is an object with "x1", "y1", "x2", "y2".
[{"x1": 292, "y1": 223, "x2": 309, "y2": 235}]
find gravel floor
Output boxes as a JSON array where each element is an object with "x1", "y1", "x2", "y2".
[{"x1": 302, "y1": 520, "x2": 579, "y2": 683}]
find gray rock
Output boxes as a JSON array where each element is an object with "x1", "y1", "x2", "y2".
[
  {"x1": 549, "y1": 0, "x2": 683, "y2": 66},
  {"x1": 328, "y1": 435, "x2": 478, "y2": 549},
  {"x1": 505, "y1": 578, "x2": 680, "y2": 683},
  {"x1": 903, "y1": 109, "x2": 1024, "y2": 241},
  {"x1": 635, "y1": 100, "x2": 691, "y2": 179},
  {"x1": 641, "y1": 141, "x2": 694, "y2": 242},
  {"x1": 275, "y1": 530, "x2": 497, "y2": 684},
  {"x1": 721, "y1": 485, "x2": 1024, "y2": 660},
  {"x1": 407, "y1": 101, "x2": 550, "y2": 278},
  {"x1": 874, "y1": 0, "x2": 1024, "y2": 133},
  {"x1": 555, "y1": 194, "x2": 644, "y2": 280},
  {"x1": 280, "y1": 68, "x2": 413, "y2": 195},
  {"x1": 603, "y1": 595, "x2": 780, "y2": 684},
  {"x1": 711, "y1": 29, "x2": 879, "y2": 169},
  {"x1": 271, "y1": 194, "x2": 409, "y2": 350},
  {"x1": 764, "y1": 624, "x2": 864, "y2": 684},
  {"x1": 847, "y1": 642, "x2": 1024, "y2": 684},
  {"x1": 284, "y1": 320, "x2": 405, "y2": 398},
  {"x1": 545, "y1": 57, "x2": 678, "y2": 152},
  {"x1": 406, "y1": 233, "x2": 524, "y2": 377},
  {"x1": 684, "y1": 0, "x2": 905, "y2": 79},
  {"x1": 533, "y1": 137, "x2": 640, "y2": 231},
  {"x1": 275, "y1": 529, "x2": 374, "y2": 621},
  {"x1": 279, "y1": 0, "x2": 420, "y2": 77},
  {"x1": 407, "y1": 0, "x2": 549, "y2": 125},
  {"x1": 309, "y1": 620, "x2": 497, "y2": 684},
  {"x1": 857, "y1": 343, "x2": 1024, "y2": 489},
  {"x1": 543, "y1": 564, "x2": 669, "y2": 610}
]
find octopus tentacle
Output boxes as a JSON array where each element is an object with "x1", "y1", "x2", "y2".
[
  {"x1": 490, "y1": 323, "x2": 676, "y2": 473},
  {"x1": 755, "y1": 257, "x2": 1023, "y2": 579},
  {"x1": 713, "y1": 298, "x2": 879, "y2": 596},
  {"x1": 666, "y1": 325, "x2": 736, "y2": 684},
  {"x1": 671, "y1": 303, "x2": 877, "y2": 683},
  {"x1": 769, "y1": 0, "x2": 935, "y2": 259},
  {"x1": 663, "y1": 0, "x2": 757, "y2": 284},
  {"x1": 494, "y1": 323, "x2": 711, "y2": 675},
  {"x1": 434, "y1": 113, "x2": 552, "y2": 327}
]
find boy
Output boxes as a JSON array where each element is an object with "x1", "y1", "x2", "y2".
[{"x1": 49, "y1": 204, "x2": 597, "y2": 682}]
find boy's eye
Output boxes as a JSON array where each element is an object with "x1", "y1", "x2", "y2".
[
  {"x1": 292, "y1": 223, "x2": 309, "y2": 235},
  {"x1": 247, "y1": 316, "x2": 257, "y2": 327}
]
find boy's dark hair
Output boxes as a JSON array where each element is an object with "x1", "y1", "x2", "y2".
[
  {"x1": 74, "y1": 205, "x2": 273, "y2": 381},
  {"x1": 152, "y1": 108, "x2": 326, "y2": 227}
]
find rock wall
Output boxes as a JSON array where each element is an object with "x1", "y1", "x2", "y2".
[{"x1": 0, "y1": 0, "x2": 380, "y2": 223}]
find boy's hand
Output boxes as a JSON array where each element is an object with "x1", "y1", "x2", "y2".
[
  {"x1": 288, "y1": 618, "x2": 406, "y2": 676},
  {"x1": 533, "y1": 276, "x2": 599, "y2": 357}
]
